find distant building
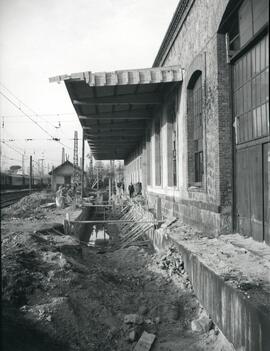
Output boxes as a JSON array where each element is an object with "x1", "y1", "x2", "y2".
[{"x1": 48, "y1": 160, "x2": 85, "y2": 191}]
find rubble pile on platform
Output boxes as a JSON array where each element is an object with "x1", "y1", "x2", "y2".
[
  {"x1": 1, "y1": 192, "x2": 52, "y2": 219},
  {"x1": 156, "y1": 246, "x2": 192, "y2": 289}
]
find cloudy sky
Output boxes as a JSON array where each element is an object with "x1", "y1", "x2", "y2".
[{"x1": 0, "y1": 0, "x2": 179, "y2": 174}]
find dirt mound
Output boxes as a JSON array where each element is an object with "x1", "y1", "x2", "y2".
[{"x1": 1, "y1": 192, "x2": 51, "y2": 219}]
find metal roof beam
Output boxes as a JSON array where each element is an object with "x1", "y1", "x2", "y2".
[
  {"x1": 88, "y1": 141, "x2": 138, "y2": 145},
  {"x1": 78, "y1": 110, "x2": 152, "y2": 120},
  {"x1": 85, "y1": 130, "x2": 144, "y2": 137},
  {"x1": 74, "y1": 93, "x2": 162, "y2": 106},
  {"x1": 82, "y1": 123, "x2": 145, "y2": 130}
]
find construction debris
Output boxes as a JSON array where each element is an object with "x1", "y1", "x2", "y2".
[
  {"x1": 1, "y1": 192, "x2": 53, "y2": 219},
  {"x1": 158, "y1": 246, "x2": 185, "y2": 276},
  {"x1": 191, "y1": 314, "x2": 214, "y2": 333},
  {"x1": 124, "y1": 314, "x2": 144, "y2": 325},
  {"x1": 134, "y1": 331, "x2": 156, "y2": 351}
]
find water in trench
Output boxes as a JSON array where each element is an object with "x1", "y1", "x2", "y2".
[{"x1": 88, "y1": 224, "x2": 110, "y2": 247}]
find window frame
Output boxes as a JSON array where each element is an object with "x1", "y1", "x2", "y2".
[
  {"x1": 187, "y1": 71, "x2": 204, "y2": 187},
  {"x1": 232, "y1": 32, "x2": 269, "y2": 145},
  {"x1": 154, "y1": 116, "x2": 162, "y2": 187},
  {"x1": 226, "y1": 0, "x2": 269, "y2": 55},
  {"x1": 167, "y1": 95, "x2": 178, "y2": 188}
]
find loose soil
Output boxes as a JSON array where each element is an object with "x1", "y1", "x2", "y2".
[
  {"x1": 1, "y1": 194, "x2": 235, "y2": 351},
  {"x1": 168, "y1": 221, "x2": 270, "y2": 311}
]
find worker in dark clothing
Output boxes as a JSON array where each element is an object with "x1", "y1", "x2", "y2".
[{"x1": 128, "y1": 182, "x2": 134, "y2": 198}]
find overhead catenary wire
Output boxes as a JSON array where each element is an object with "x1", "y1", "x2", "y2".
[
  {"x1": 0, "y1": 90, "x2": 72, "y2": 150},
  {"x1": 0, "y1": 82, "x2": 62, "y2": 129},
  {"x1": 0, "y1": 83, "x2": 76, "y2": 140},
  {"x1": 1, "y1": 113, "x2": 76, "y2": 118},
  {"x1": 1, "y1": 120, "x2": 64, "y2": 168},
  {"x1": 0, "y1": 140, "x2": 59, "y2": 168},
  {"x1": 1, "y1": 140, "x2": 25, "y2": 156},
  {"x1": 1, "y1": 155, "x2": 23, "y2": 163},
  {"x1": 1, "y1": 138, "x2": 84, "y2": 141}
]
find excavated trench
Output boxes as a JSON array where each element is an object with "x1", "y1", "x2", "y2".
[
  {"x1": 61, "y1": 204, "x2": 235, "y2": 351},
  {"x1": 73, "y1": 206, "x2": 111, "y2": 248},
  {"x1": 2, "y1": 201, "x2": 235, "y2": 351}
]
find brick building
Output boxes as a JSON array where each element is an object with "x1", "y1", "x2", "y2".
[{"x1": 50, "y1": 0, "x2": 269, "y2": 243}]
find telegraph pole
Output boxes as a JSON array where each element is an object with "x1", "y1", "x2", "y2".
[
  {"x1": 109, "y1": 160, "x2": 113, "y2": 202},
  {"x1": 81, "y1": 130, "x2": 85, "y2": 199},
  {"x1": 29, "y1": 156, "x2": 32, "y2": 191},
  {"x1": 22, "y1": 152, "x2": 25, "y2": 175},
  {"x1": 38, "y1": 158, "x2": 44, "y2": 177},
  {"x1": 97, "y1": 166, "x2": 99, "y2": 190},
  {"x1": 62, "y1": 147, "x2": 65, "y2": 163},
  {"x1": 51, "y1": 165, "x2": 54, "y2": 192}
]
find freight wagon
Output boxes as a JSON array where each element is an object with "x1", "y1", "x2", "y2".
[{"x1": 0, "y1": 172, "x2": 50, "y2": 190}]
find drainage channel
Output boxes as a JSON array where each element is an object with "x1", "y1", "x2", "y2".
[
  {"x1": 66, "y1": 201, "x2": 236, "y2": 351},
  {"x1": 68, "y1": 202, "x2": 159, "y2": 251}
]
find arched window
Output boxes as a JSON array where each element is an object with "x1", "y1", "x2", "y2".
[{"x1": 187, "y1": 71, "x2": 204, "y2": 185}]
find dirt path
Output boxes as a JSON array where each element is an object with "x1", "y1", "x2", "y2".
[{"x1": 1, "y1": 199, "x2": 235, "y2": 351}]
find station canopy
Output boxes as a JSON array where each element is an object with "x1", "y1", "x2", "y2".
[{"x1": 50, "y1": 66, "x2": 183, "y2": 160}]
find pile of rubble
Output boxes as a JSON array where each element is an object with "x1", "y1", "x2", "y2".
[
  {"x1": 156, "y1": 246, "x2": 192, "y2": 290},
  {"x1": 158, "y1": 246, "x2": 184, "y2": 275},
  {"x1": 1, "y1": 192, "x2": 51, "y2": 219}
]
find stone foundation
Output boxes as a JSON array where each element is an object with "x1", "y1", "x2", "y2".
[{"x1": 147, "y1": 191, "x2": 232, "y2": 235}]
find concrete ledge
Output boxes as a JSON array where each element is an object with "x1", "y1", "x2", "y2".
[{"x1": 147, "y1": 229, "x2": 270, "y2": 351}]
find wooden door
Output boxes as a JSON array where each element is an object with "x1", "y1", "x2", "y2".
[
  {"x1": 263, "y1": 142, "x2": 270, "y2": 244},
  {"x1": 236, "y1": 145, "x2": 264, "y2": 241}
]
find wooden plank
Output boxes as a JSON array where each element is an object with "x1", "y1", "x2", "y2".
[
  {"x1": 263, "y1": 142, "x2": 270, "y2": 244},
  {"x1": 236, "y1": 148, "x2": 251, "y2": 236},
  {"x1": 236, "y1": 146, "x2": 264, "y2": 241},
  {"x1": 249, "y1": 145, "x2": 263, "y2": 242},
  {"x1": 69, "y1": 220, "x2": 162, "y2": 224},
  {"x1": 82, "y1": 204, "x2": 113, "y2": 207},
  {"x1": 134, "y1": 331, "x2": 156, "y2": 351}
]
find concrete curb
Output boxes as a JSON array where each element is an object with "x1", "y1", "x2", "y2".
[{"x1": 147, "y1": 229, "x2": 270, "y2": 351}]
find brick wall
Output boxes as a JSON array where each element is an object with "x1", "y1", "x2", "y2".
[{"x1": 125, "y1": 0, "x2": 234, "y2": 234}]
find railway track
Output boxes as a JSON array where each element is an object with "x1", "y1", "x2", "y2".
[{"x1": 0, "y1": 189, "x2": 32, "y2": 209}]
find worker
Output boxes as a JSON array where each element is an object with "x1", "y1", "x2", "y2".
[
  {"x1": 128, "y1": 182, "x2": 134, "y2": 198},
  {"x1": 56, "y1": 185, "x2": 65, "y2": 208}
]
